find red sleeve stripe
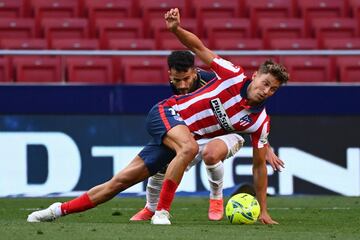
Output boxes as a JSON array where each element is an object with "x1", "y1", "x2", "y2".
[{"x1": 158, "y1": 105, "x2": 171, "y2": 131}]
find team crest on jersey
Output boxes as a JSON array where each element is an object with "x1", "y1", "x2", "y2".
[{"x1": 239, "y1": 115, "x2": 252, "y2": 126}]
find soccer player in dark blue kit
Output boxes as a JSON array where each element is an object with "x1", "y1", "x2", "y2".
[{"x1": 168, "y1": 50, "x2": 217, "y2": 95}]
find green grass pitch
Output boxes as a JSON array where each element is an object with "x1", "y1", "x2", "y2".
[{"x1": 0, "y1": 196, "x2": 359, "y2": 240}]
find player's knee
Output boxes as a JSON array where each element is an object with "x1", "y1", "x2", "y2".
[
  {"x1": 202, "y1": 149, "x2": 220, "y2": 165},
  {"x1": 202, "y1": 145, "x2": 224, "y2": 165}
]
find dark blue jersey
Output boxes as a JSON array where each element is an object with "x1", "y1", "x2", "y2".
[{"x1": 170, "y1": 68, "x2": 217, "y2": 94}]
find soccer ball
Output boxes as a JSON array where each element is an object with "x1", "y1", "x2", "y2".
[{"x1": 225, "y1": 193, "x2": 260, "y2": 224}]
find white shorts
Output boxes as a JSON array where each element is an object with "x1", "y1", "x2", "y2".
[{"x1": 186, "y1": 133, "x2": 245, "y2": 170}]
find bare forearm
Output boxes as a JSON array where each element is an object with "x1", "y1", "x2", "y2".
[
  {"x1": 171, "y1": 27, "x2": 215, "y2": 66},
  {"x1": 253, "y1": 164, "x2": 268, "y2": 213},
  {"x1": 172, "y1": 26, "x2": 201, "y2": 52}
]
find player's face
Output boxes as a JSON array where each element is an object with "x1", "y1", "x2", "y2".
[
  {"x1": 169, "y1": 68, "x2": 197, "y2": 94},
  {"x1": 247, "y1": 72, "x2": 281, "y2": 105}
]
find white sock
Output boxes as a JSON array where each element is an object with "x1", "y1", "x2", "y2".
[
  {"x1": 54, "y1": 205, "x2": 63, "y2": 217},
  {"x1": 145, "y1": 172, "x2": 164, "y2": 212},
  {"x1": 206, "y1": 161, "x2": 224, "y2": 200}
]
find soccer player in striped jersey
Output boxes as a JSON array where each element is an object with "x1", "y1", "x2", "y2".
[
  {"x1": 26, "y1": 10, "x2": 287, "y2": 225},
  {"x1": 130, "y1": 51, "x2": 284, "y2": 222},
  {"x1": 147, "y1": 8, "x2": 288, "y2": 225}
]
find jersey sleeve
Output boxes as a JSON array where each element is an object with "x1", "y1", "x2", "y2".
[
  {"x1": 250, "y1": 117, "x2": 270, "y2": 149},
  {"x1": 210, "y1": 56, "x2": 244, "y2": 80},
  {"x1": 198, "y1": 69, "x2": 217, "y2": 83}
]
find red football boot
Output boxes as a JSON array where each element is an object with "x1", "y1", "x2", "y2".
[
  {"x1": 208, "y1": 199, "x2": 224, "y2": 221},
  {"x1": 130, "y1": 207, "x2": 154, "y2": 221}
]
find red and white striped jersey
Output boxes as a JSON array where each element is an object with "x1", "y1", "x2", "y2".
[{"x1": 162, "y1": 57, "x2": 270, "y2": 148}]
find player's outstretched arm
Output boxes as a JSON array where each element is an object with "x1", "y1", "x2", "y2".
[
  {"x1": 253, "y1": 147, "x2": 279, "y2": 225},
  {"x1": 165, "y1": 8, "x2": 216, "y2": 66}
]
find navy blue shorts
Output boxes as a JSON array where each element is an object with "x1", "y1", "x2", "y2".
[
  {"x1": 138, "y1": 142, "x2": 175, "y2": 175},
  {"x1": 140, "y1": 103, "x2": 186, "y2": 175},
  {"x1": 145, "y1": 103, "x2": 186, "y2": 145}
]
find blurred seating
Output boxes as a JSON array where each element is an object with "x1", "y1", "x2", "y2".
[
  {"x1": 150, "y1": 18, "x2": 197, "y2": 49},
  {"x1": 269, "y1": 38, "x2": 317, "y2": 50},
  {"x1": 140, "y1": 0, "x2": 187, "y2": 18},
  {"x1": 0, "y1": 0, "x2": 24, "y2": 18},
  {"x1": 282, "y1": 56, "x2": 335, "y2": 82},
  {"x1": 13, "y1": 57, "x2": 62, "y2": 83},
  {"x1": 247, "y1": 0, "x2": 295, "y2": 34},
  {"x1": 66, "y1": 57, "x2": 114, "y2": 83},
  {"x1": 86, "y1": 0, "x2": 134, "y2": 20},
  {"x1": 0, "y1": 57, "x2": 11, "y2": 82},
  {"x1": 32, "y1": 0, "x2": 79, "y2": 30},
  {"x1": 0, "y1": 38, "x2": 47, "y2": 49},
  {"x1": 108, "y1": 39, "x2": 155, "y2": 50},
  {"x1": 121, "y1": 57, "x2": 168, "y2": 84},
  {"x1": 322, "y1": 38, "x2": 360, "y2": 49},
  {"x1": 194, "y1": 0, "x2": 239, "y2": 18},
  {"x1": 86, "y1": 0, "x2": 136, "y2": 34},
  {"x1": 0, "y1": 0, "x2": 358, "y2": 84},
  {"x1": 298, "y1": 0, "x2": 346, "y2": 35},
  {"x1": 311, "y1": 18, "x2": 358, "y2": 48},
  {"x1": 336, "y1": 56, "x2": 360, "y2": 82},
  {"x1": 258, "y1": 18, "x2": 305, "y2": 48},
  {"x1": 213, "y1": 38, "x2": 263, "y2": 50},
  {"x1": 140, "y1": 0, "x2": 186, "y2": 33},
  {"x1": 0, "y1": 18, "x2": 35, "y2": 40},
  {"x1": 203, "y1": 18, "x2": 251, "y2": 48},
  {"x1": 96, "y1": 18, "x2": 143, "y2": 49},
  {"x1": 42, "y1": 18, "x2": 89, "y2": 46},
  {"x1": 194, "y1": 0, "x2": 239, "y2": 34},
  {"x1": 158, "y1": 38, "x2": 191, "y2": 50},
  {"x1": 51, "y1": 38, "x2": 99, "y2": 50},
  {"x1": 109, "y1": 39, "x2": 156, "y2": 82},
  {"x1": 349, "y1": 0, "x2": 360, "y2": 35}
]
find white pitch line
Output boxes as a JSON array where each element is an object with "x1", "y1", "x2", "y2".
[
  {"x1": 268, "y1": 207, "x2": 351, "y2": 210},
  {"x1": 111, "y1": 208, "x2": 137, "y2": 211}
]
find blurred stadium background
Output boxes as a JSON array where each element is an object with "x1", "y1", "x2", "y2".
[{"x1": 0, "y1": 0, "x2": 359, "y2": 199}]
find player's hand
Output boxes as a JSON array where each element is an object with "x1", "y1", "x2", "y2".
[
  {"x1": 165, "y1": 8, "x2": 180, "y2": 32},
  {"x1": 266, "y1": 146, "x2": 284, "y2": 172},
  {"x1": 259, "y1": 212, "x2": 279, "y2": 225}
]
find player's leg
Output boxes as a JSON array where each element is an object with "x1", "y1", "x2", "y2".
[
  {"x1": 202, "y1": 134, "x2": 244, "y2": 220},
  {"x1": 151, "y1": 125, "x2": 198, "y2": 225},
  {"x1": 132, "y1": 138, "x2": 216, "y2": 222},
  {"x1": 130, "y1": 168, "x2": 166, "y2": 221},
  {"x1": 146, "y1": 171, "x2": 165, "y2": 210},
  {"x1": 131, "y1": 138, "x2": 209, "y2": 221},
  {"x1": 202, "y1": 138, "x2": 227, "y2": 221},
  {"x1": 130, "y1": 143, "x2": 176, "y2": 221},
  {"x1": 144, "y1": 104, "x2": 198, "y2": 224},
  {"x1": 27, "y1": 155, "x2": 150, "y2": 222}
]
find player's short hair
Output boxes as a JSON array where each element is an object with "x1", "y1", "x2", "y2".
[
  {"x1": 258, "y1": 59, "x2": 289, "y2": 84},
  {"x1": 167, "y1": 50, "x2": 195, "y2": 72}
]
